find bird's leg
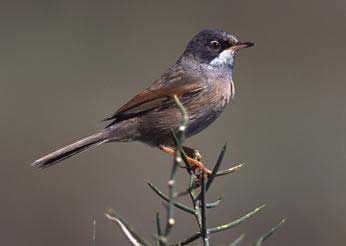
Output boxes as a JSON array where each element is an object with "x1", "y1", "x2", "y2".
[
  {"x1": 182, "y1": 146, "x2": 202, "y2": 162},
  {"x1": 182, "y1": 147, "x2": 208, "y2": 182},
  {"x1": 159, "y1": 145, "x2": 212, "y2": 176}
]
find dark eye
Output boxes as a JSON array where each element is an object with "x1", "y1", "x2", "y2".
[{"x1": 210, "y1": 40, "x2": 221, "y2": 51}]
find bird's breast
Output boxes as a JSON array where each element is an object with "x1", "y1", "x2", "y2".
[{"x1": 184, "y1": 77, "x2": 233, "y2": 138}]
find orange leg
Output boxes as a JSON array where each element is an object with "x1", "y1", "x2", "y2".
[{"x1": 160, "y1": 145, "x2": 212, "y2": 176}]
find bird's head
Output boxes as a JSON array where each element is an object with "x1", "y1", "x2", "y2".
[{"x1": 182, "y1": 29, "x2": 254, "y2": 69}]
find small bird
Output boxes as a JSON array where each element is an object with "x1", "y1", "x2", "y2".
[{"x1": 31, "y1": 28, "x2": 254, "y2": 173}]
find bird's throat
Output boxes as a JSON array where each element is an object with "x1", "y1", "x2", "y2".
[{"x1": 210, "y1": 50, "x2": 235, "y2": 69}]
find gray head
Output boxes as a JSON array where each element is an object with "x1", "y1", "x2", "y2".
[{"x1": 181, "y1": 29, "x2": 254, "y2": 69}]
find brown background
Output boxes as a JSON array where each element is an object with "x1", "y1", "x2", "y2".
[{"x1": 1, "y1": 0, "x2": 345, "y2": 245}]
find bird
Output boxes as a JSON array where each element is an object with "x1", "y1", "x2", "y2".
[{"x1": 31, "y1": 28, "x2": 254, "y2": 174}]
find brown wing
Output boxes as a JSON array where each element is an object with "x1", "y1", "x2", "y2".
[{"x1": 103, "y1": 66, "x2": 206, "y2": 127}]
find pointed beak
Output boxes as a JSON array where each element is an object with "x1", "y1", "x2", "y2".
[{"x1": 229, "y1": 41, "x2": 255, "y2": 51}]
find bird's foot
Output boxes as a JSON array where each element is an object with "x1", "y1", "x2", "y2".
[{"x1": 160, "y1": 145, "x2": 212, "y2": 176}]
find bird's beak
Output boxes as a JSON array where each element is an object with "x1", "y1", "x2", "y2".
[{"x1": 229, "y1": 41, "x2": 255, "y2": 51}]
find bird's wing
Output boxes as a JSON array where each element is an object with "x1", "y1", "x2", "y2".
[{"x1": 103, "y1": 66, "x2": 206, "y2": 127}]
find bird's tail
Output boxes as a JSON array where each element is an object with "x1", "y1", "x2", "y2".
[{"x1": 31, "y1": 131, "x2": 109, "y2": 168}]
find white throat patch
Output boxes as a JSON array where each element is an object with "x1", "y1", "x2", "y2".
[{"x1": 210, "y1": 50, "x2": 235, "y2": 67}]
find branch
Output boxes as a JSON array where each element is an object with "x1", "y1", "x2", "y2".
[
  {"x1": 163, "y1": 95, "x2": 188, "y2": 237},
  {"x1": 105, "y1": 209, "x2": 149, "y2": 246},
  {"x1": 200, "y1": 171, "x2": 209, "y2": 245}
]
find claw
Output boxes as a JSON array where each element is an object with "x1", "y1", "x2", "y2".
[{"x1": 160, "y1": 146, "x2": 212, "y2": 176}]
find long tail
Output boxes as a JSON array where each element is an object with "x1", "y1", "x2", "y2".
[{"x1": 31, "y1": 131, "x2": 109, "y2": 168}]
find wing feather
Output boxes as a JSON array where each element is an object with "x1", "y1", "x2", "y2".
[{"x1": 103, "y1": 67, "x2": 206, "y2": 127}]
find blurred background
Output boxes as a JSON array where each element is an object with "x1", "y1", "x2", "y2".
[{"x1": 1, "y1": 0, "x2": 345, "y2": 245}]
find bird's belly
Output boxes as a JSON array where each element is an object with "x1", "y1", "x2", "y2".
[
  {"x1": 186, "y1": 88, "x2": 230, "y2": 138},
  {"x1": 185, "y1": 107, "x2": 224, "y2": 138}
]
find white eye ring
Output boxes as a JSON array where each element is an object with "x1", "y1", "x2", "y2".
[{"x1": 210, "y1": 40, "x2": 221, "y2": 51}]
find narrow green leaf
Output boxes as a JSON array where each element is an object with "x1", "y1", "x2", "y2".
[
  {"x1": 194, "y1": 143, "x2": 228, "y2": 202},
  {"x1": 206, "y1": 197, "x2": 222, "y2": 209},
  {"x1": 216, "y1": 163, "x2": 244, "y2": 177},
  {"x1": 206, "y1": 143, "x2": 227, "y2": 191},
  {"x1": 156, "y1": 212, "x2": 162, "y2": 235},
  {"x1": 172, "y1": 232, "x2": 201, "y2": 246},
  {"x1": 254, "y1": 219, "x2": 286, "y2": 246},
  {"x1": 105, "y1": 209, "x2": 149, "y2": 246},
  {"x1": 208, "y1": 204, "x2": 266, "y2": 234},
  {"x1": 146, "y1": 181, "x2": 196, "y2": 215},
  {"x1": 229, "y1": 234, "x2": 245, "y2": 246}
]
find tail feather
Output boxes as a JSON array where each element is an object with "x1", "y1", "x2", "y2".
[{"x1": 31, "y1": 131, "x2": 108, "y2": 168}]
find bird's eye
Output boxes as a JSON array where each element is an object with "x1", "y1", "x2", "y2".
[{"x1": 210, "y1": 40, "x2": 221, "y2": 51}]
